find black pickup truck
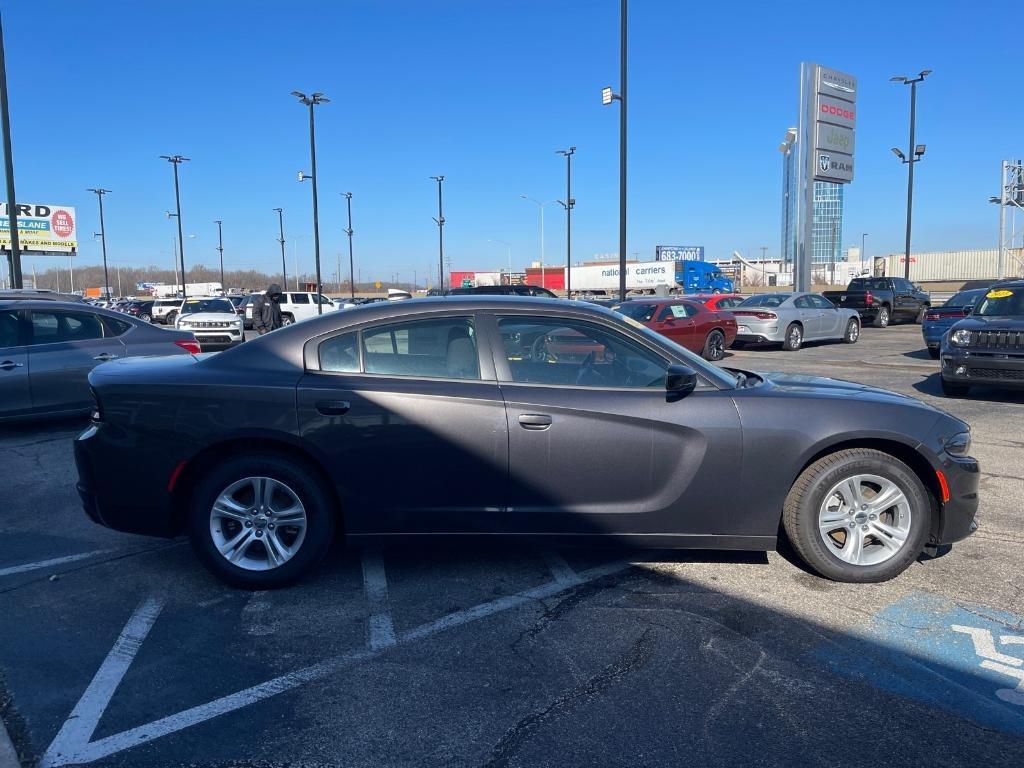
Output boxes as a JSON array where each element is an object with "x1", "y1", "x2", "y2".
[{"x1": 822, "y1": 277, "x2": 930, "y2": 327}]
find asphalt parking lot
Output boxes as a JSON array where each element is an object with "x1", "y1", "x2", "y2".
[{"x1": 1, "y1": 323, "x2": 1023, "y2": 767}]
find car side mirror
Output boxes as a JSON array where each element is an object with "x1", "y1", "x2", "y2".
[
  {"x1": 663, "y1": 316, "x2": 675, "y2": 325},
  {"x1": 666, "y1": 364, "x2": 698, "y2": 400}
]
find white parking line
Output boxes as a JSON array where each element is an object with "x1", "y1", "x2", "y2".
[
  {"x1": 0, "y1": 550, "x2": 110, "y2": 578},
  {"x1": 543, "y1": 550, "x2": 581, "y2": 587},
  {"x1": 360, "y1": 550, "x2": 396, "y2": 650},
  {"x1": 39, "y1": 558, "x2": 633, "y2": 767},
  {"x1": 39, "y1": 596, "x2": 164, "y2": 768}
]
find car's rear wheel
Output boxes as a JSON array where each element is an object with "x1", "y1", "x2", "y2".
[
  {"x1": 702, "y1": 329, "x2": 727, "y2": 361},
  {"x1": 927, "y1": 347, "x2": 940, "y2": 360},
  {"x1": 188, "y1": 453, "x2": 336, "y2": 589},
  {"x1": 782, "y1": 323, "x2": 803, "y2": 351},
  {"x1": 873, "y1": 306, "x2": 890, "y2": 328},
  {"x1": 782, "y1": 448, "x2": 931, "y2": 583},
  {"x1": 940, "y1": 377, "x2": 970, "y2": 397},
  {"x1": 166, "y1": 310, "x2": 178, "y2": 325},
  {"x1": 281, "y1": 314, "x2": 295, "y2": 327},
  {"x1": 842, "y1": 318, "x2": 860, "y2": 343}
]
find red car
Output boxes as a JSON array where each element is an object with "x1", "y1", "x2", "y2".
[
  {"x1": 612, "y1": 298, "x2": 737, "y2": 361},
  {"x1": 686, "y1": 293, "x2": 746, "y2": 311}
]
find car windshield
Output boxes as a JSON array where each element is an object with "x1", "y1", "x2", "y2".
[
  {"x1": 973, "y1": 286, "x2": 1024, "y2": 317},
  {"x1": 739, "y1": 294, "x2": 790, "y2": 308},
  {"x1": 944, "y1": 289, "x2": 985, "y2": 308},
  {"x1": 181, "y1": 299, "x2": 235, "y2": 315},
  {"x1": 613, "y1": 302, "x2": 659, "y2": 322}
]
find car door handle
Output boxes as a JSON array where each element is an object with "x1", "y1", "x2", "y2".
[
  {"x1": 93, "y1": 353, "x2": 119, "y2": 361},
  {"x1": 316, "y1": 400, "x2": 351, "y2": 416},
  {"x1": 518, "y1": 414, "x2": 552, "y2": 430},
  {"x1": 0, "y1": 360, "x2": 24, "y2": 371}
]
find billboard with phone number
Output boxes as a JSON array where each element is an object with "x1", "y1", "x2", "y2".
[{"x1": 656, "y1": 245, "x2": 703, "y2": 262}]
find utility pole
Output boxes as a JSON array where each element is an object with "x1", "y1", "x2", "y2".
[
  {"x1": 343, "y1": 192, "x2": 355, "y2": 299},
  {"x1": 556, "y1": 148, "x2": 576, "y2": 297},
  {"x1": 891, "y1": 71, "x2": 931, "y2": 280},
  {"x1": 214, "y1": 219, "x2": 224, "y2": 290},
  {"x1": 87, "y1": 188, "x2": 111, "y2": 299},
  {"x1": 0, "y1": 11, "x2": 22, "y2": 289},
  {"x1": 431, "y1": 176, "x2": 445, "y2": 292},
  {"x1": 293, "y1": 90, "x2": 329, "y2": 313},
  {"x1": 273, "y1": 208, "x2": 287, "y2": 289},
  {"x1": 160, "y1": 154, "x2": 189, "y2": 298}
]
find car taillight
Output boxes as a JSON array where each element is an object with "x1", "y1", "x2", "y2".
[
  {"x1": 864, "y1": 291, "x2": 873, "y2": 306},
  {"x1": 755, "y1": 312, "x2": 777, "y2": 321},
  {"x1": 923, "y1": 311, "x2": 939, "y2": 321},
  {"x1": 174, "y1": 339, "x2": 201, "y2": 354}
]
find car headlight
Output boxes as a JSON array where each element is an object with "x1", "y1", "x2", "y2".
[
  {"x1": 943, "y1": 431, "x2": 972, "y2": 457},
  {"x1": 950, "y1": 329, "x2": 972, "y2": 346}
]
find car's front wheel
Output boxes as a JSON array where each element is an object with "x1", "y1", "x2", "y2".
[
  {"x1": 139, "y1": 313, "x2": 152, "y2": 323},
  {"x1": 188, "y1": 453, "x2": 336, "y2": 588},
  {"x1": 166, "y1": 310, "x2": 178, "y2": 325},
  {"x1": 782, "y1": 448, "x2": 931, "y2": 583},
  {"x1": 281, "y1": 314, "x2": 295, "y2": 327},
  {"x1": 702, "y1": 329, "x2": 727, "y2": 361}
]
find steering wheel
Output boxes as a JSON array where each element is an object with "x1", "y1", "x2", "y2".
[
  {"x1": 530, "y1": 334, "x2": 549, "y2": 362},
  {"x1": 575, "y1": 351, "x2": 597, "y2": 385}
]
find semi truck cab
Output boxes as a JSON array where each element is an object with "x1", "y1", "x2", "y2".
[{"x1": 676, "y1": 261, "x2": 733, "y2": 294}]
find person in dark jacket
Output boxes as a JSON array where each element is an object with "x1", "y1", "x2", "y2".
[{"x1": 252, "y1": 284, "x2": 284, "y2": 334}]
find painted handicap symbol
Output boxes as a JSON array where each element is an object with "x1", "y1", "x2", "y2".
[{"x1": 952, "y1": 625, "x2": 1024, "y2": 706}]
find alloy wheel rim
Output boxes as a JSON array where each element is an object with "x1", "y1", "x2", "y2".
[
  {"x1": 848, "y1": 322, "x2": 859, "y2": 341},
  {"x1": 209, "y1": 476, "x2": 307, "y2": 571},
  {"x1": 709, "y1": 333, "x2": 724, "y2": 359},
  {"x1": 817, "y1": 473, "x2": 912, "y2": 566},
  {"x1": 790, "y1": 327, "x2": 801, "y2": 346}
]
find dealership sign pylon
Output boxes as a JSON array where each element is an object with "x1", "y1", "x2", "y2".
[{"x1": 794, "y1": 63, "x2": 857, "y2": 292}]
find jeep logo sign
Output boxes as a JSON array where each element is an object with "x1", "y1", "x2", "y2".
[{"x1": 816, "y1": 123, "x2": 855, "y2": 155}]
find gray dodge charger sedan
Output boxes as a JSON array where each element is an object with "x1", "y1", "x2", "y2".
[
  {"x1": 75, "y1": 297, "x2": 978, "y2": 588},
  {"x1": 732, "y1": 292, "x2": 861, "y2": 350}
]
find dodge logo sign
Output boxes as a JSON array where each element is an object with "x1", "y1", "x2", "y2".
[{"x1": 819, "y1": 154, "x2": 831, "y2": 173}]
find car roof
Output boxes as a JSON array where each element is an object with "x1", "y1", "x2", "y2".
[{"x1": 0, "y1": 298, "x2": 142, "y2": 317}]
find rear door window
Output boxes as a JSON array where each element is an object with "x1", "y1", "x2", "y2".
[
  {"x1": 29, "y1": 311, "x2": 106, "y2": 344},
  {"x1": 290, "y1": 294, "x2": 310, "y2": 305},
  {"x1": 361, "y1": 317, "x2": 479, "y2": 380}
]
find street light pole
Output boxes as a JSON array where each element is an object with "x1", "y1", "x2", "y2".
[
  {"x1": 601, "y1": 0, "x2": 627, "y2": 301},
  {"x1": 273, "y1": 208, "x2": 287, "y2": 289},
  {"x1": 431, "y1": 176, "x2": 445, "y2": 291},
  {"x1": 556, "y1": 148, "x2": 576, "y2": 297},
  {"x1": 520, "y1": 196, "x2": 556, "y2": 290},
  {"x1": 86, "y1": 188, "x2": 111, "y2": 299},
  {"x1": 861, "y1": 232, "x2": 868, "y2": 266},
  {"x1": 343, "y1": 192, "x2": 355, "y2": 299},
  {"x1": 0, "y1": 11, "x2": 22, "y2": 289},
  {"x1": 891, "y1": 70, "x2": 930, "y2": 280},
  {"x1": 214, "y1": 219, "x2": 224, "y2": 291},
  {"x1": 293, "y1": 90, "x2": 329, "y2": 313},
  {"x1": 160, "y1": 155, "x2": 189, "y2": 298}
]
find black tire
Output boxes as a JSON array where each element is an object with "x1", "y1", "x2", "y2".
[
  {"x1": 281, "y1": 314, "x2": 295, "y2": 327},
  {"x1": 139, "y1": 313, "x2": 152, "y2": 323},
  {"x1": 927, "y1": 347, "x2": 940, "y2": 360},
  {"x1": 872, "y1": 305, "x2": 890, "y2": 328},
  {"x1": 188, "y1": 453, "x2": 337, "y2": 589},
  {"x1": 782, "y1": 323, "x2": 803, "y2": 351},
  {"x1": 842, "y1": 318, "x2": 860, "y2": 344},
  {"x1": 702, "y1": 329, "x2": 727, "y2": 361},
  {"x1": 166, "y1": 310, "x2": 178, "y2": 325},
  {"x1": 940, "y1": 377, "x2": 970, "y2": 397},
  {"x1": 782, "y1": 448, "x2": 931, "y2": 583}
]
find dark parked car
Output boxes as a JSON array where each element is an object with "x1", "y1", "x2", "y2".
[
  {"x1": 921, "y1": 288, "x2": 988, "y2": 359},
  {"x1": 823, "y1": 277, "x2": 930, "y2": 328},
  {"x1": 448, "y1": 284, "x2": 558, "y2": 298},
  {"x1": 611, "y1": 298, "x2": 737, "y2": 361},
  {"x1": 0, "y1": 299, "x2": 200, "y2": 422},
  {"x1": 124, "y1": 299, "x2": 155, "y2": 323},
  {"x1": 939, "y1": 280, "x2": 1024, "y2": 396},
  {"x1": 0, "y1": 289, "x2": 83, "y2": 302},
  {"x1": 76, "y1": 297, "x2": 978, "y2": 589}
]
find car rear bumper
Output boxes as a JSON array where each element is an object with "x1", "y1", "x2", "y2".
[
  {"x1": 734, "y1": 323, "x2": 782, "y2": 343},
  {"x1": 75, "y1": 423, "x2": 180, "y2": 537}
]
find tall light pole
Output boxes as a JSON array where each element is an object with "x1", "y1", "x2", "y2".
[
  {"x1": 0, "y1": 11, "x2": 22, "y2": 289},
  {"x1": 556, "y1": 148, "x2": 576, "y2": 297},
  {"x1": 160, "y1": 154, "x2": 189, "y2": 298},
  {"x1": 214, "y1": 219, "x2": 224, "y2": 290},
  {"x1": 891, "y1": 70, "x2": 931, "y2": 280},
  {"x1": 861, "y1": 232, "x2": 868, "y2": 267},
  {"x1": 602, "y1": 0, "x2": 627, "y2": 301},
  {"x1": 520, "y1": 195, "x2": 556, "y2": 289},
  {"x1": 273, "y1": 208, "x2": 287, "y2": 288},
  {"x1": 342, "y1": 192, "x2": 355, "y2": 299},
  {"x1": 431, "y1": 176, "x2": 445, "y2": 291},
  {"x1": 86, "y1": 188, "x2": 111, "y2": 299},
  {"x1": 293, "y1": 90, "x2": 329, "y2": 313}
]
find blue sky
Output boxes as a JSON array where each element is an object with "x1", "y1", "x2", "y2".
[{"x1": 4, "y1": 0, "x2": 1022, "y2": 286}]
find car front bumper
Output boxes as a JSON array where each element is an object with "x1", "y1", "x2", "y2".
[
  {"x1": 941, "y1": 348, "x2": 1024, "y2": 389},
  {"x1": 934, "y1": 454, "x2": 980, "y2": 545}
]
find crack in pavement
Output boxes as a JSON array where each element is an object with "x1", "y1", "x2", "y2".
[{"x1": 479, "y1": 630, "x2": 654, "y2": 768}]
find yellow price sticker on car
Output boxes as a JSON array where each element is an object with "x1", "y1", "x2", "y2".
[{"x1": 986, "y1": 289, "x2": 1013, "y2": 299}]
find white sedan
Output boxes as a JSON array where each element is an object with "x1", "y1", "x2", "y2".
[
  {"x1": 731, "y1": 292, "x2": 860, "y2": 351},
  {"x1": 174, "y1": 297, "x2": 245, "y2": 351}
]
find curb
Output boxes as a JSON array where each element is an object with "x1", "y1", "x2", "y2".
[{"x1": 0, "y1": 713, "x2": 18, "y2": 768}]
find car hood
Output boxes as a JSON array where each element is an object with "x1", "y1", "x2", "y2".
[
  {"x1": 757, "y1": 371, "x2": 939, "y2": 410},
  {"x1": 176, "y1": 312, "x2": 240, "y2": 323},
  {"x1": 950, "y1": 316, "x2": 1024, "y2": 332}
]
